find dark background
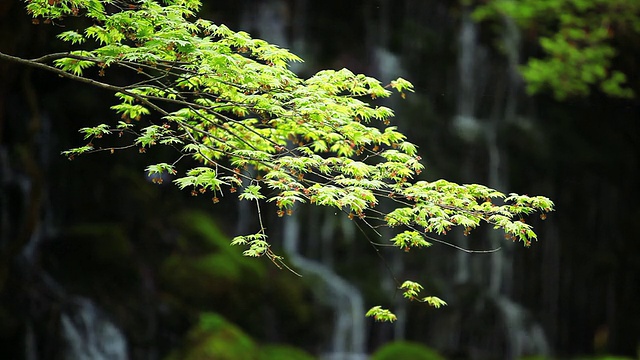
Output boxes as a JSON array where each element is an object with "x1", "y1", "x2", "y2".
[{"x1": 1, "y1": 1, "x2": 639, "y2": 359}]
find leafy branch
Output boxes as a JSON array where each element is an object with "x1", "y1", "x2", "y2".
[{"x1": 2, "y1": 0, "x2": 555, "y2": 321}]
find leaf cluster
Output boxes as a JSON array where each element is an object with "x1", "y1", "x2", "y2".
[{"x1": 473, "y1": 0, "x2": 639, "y2": 99}]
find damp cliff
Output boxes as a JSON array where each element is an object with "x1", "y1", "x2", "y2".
[{"x1": 1, "y1": 1, "x2": 639, "y2": 360}]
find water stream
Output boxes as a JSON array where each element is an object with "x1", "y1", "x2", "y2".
[
  {"x1": 283, "y1": 214, "x2": 366, "y2": 360},
  {"x1": 451, "y1": 8, "x2": 550, "y2": 359},
  {"x1": 60, "y1": 297, "x2": 129, "y2": 360},
  {"x1": 1, "y1": 77, "x2": 130, "y2": 360}
]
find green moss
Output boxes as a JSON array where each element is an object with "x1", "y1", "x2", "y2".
[
  {"x1": 175, "y1": 211, "x2": 264, "y2": 277},
  {"x1": 518, "y1": 356, "x2": 636, "y2": 360},
  {"x1": 372, "y1": 341, "x2": 445, "y2": 360},
  {"x1": 177, "y1": 211, "x2": 232, "y2": 250},
  {"x1": 160, "y1": 211, "x2": 266, "y2": 302},
  {"x1": 258, "y1": 344, "x2": 315, "y2": 360},
  {"x1": 573, "y1": 357, "x2": 636, "y2": 360},
  {"x1": 166, "y1": 313, "x2": 317, "y2": 360},
  {"x1": 166, "y1": 312, "x2": 258, "y2": 360}
]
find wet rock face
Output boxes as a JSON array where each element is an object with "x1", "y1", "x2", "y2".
[
  {"x1": 61, "y1": 297, "x2": 128, "y2": 360},
  {"x1": 2, "y1": 1, "x2": 640, "y2": 359}
]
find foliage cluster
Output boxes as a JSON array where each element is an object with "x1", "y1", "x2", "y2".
[
  {"x1": 473, "y1": 0, "x2": 640, "y2": 99},
  {"x1": 7, "y1": 0, "x2": 554, "y2": 321}
]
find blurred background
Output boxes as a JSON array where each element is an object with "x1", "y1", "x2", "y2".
[{"x1": 1, "y1": 1, "x2": 639, "y2": 359}]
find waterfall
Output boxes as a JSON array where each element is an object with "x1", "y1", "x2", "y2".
[
  {"x1": 238, "y1": 3, "x2": 366, "y2": 358},
  {"x1": 60, "y1": 297, "x2": 129, "y2": 360},
  {"x1": 453, "y1": 9, "x2": 486, "y2": 143},
  {"x1": 283, "y1": 214, "x2": 366, "y2": 360},
  {"x1": 450, "y1": 7, "x2": 550, "y2": 358},
  {"x1": 453, "y1": 8, "x2": 487, "y2": 286},
  {"x1": 487, "y1": 15, "x2": 521, "y2": 297},
  {"x1": 495, "y1": 297, "x2": 550, "y2": 359},
  {"x1": 0, "y1": 74, "x2": 130, "y2": 360}
]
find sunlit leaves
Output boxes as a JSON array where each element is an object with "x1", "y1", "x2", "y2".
[
  {"x1": 400, "y1": 280, "x2": 423, "y2": 300},
  {"x1": 389, "y1": 77, "x2": 414, "y2": 99},
  {"x1": 85, "y1": 25, "x2": 124, "y2": 45},
  {"x1": 135, "y1": 125, "x2": 171, "y2": 148},
  {"x1": 230, "y1": 233, "x2": 270, "y2": 257},
  {"x1": 381, "y1": 179, "x2": 554, "y2": 245},
  {"x1": 238, "y1": 184, "x2": 266, "y2": 201},
  {"x1": 146, "y1": 163, "x2": 177, "y2": 176},
  {"x1": 391, "y1": 231, "x2": 432, "y2": 250},
  {"x1": 173, "y1": 167, "x2": 225, "y2": 192},
  {"x1": 385, "y1": 208, "x2": 414, "y2": 227},
  {"x1": 365, "y1": 306, "x2": 397, "y2": 323},
  {"x1": 79, "y1": 124, "x2": 111, "y2": 140},
  {"x1": 342, "y1": 160, "x2": 372, "y2": 180},
  {"x1": 423, "y1": 296, "x2": 447, "y2": 308},
  {"x1": 61, "y1": 145, "x2": 94, "y2": 158},
  {"x1": 243, "y1": 238, "x2": 270, "y2": 257},
  {"x1": 57, "y1": 30, "x2": 85, "y2": 45},
  {"x1": 111, "y1": 103, "x2": 150, "y2": 121},
  {"x1": 26, "y1": 0, "x2": 108, "y2": 22},
  {"x1": 366, "y1": 280, "x2": 447, "y2": 322},
  {"x1": 53, "y1": 56, "x2": 95, "y2": 76}
]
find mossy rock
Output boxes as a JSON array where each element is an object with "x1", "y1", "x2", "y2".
[
  {"x1": 166, "y1": 313, "x2": 315, "y2": 360},
  {"x1": 165, "y1": 312, "x2": 258, "y2": 360},
  {"x1": 372, "y1": 341, "x2": 445, "y2": 360},
  {"x1": 518, "y1": 356, "x2": 635, "y2": 360},
  {"x1": 573, "y1": 357, "x2": 636, "y2": 360},
  {"x1": 160, "y1": 211, "x2": 265, "y2": 302}
]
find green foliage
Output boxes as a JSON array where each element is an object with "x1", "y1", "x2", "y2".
[
  {"x1": 16, "y1": 0, "x2": 554, "y2": 321},
  {"x1": 473, "y1": 0, "x2": 640, "y2": 100},
  {"x1": 398, "y1": 281, "x2": 447, "y2": 307},
  {"x1": 258, "y1": 345, "x2": 315, "y2": 360},
  {"x1": 166, "y1": 312, "x2": 316, "y2": 360},
  {"x1": 366, "y1": 306, "x2": 398, "y2": 323},
  {"x1": 423, "y1": 296, "x2": 448, "y2": 308},
  {"x1": 371, "y1": 341, "x2": 445, "y2": 360},
  {"x1": 523, "y1": 357, "x2": 637, "y2": 360},
  {"x1": 400, "y1": 280, "x2": 423, "y2": 300}
]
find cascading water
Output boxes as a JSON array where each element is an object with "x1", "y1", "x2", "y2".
[
  {"x1": 239, "y1": 2, "x2": 367, "y2": 358},
  {"x1": 0, "y1": 75, "x2": 130, "y2": 360},
  {"x1": 60, "y1": 297, "x2": 129, "y2": 360},
  {"x1": 450, "y1": 7, "x2": 550, "y2": 359},
  {"x1": 283, "y1": 214, "x2": 366, "y2": 360},
  {"x1": 452, "y1": 9, "x2": 487, "y2": 285}
]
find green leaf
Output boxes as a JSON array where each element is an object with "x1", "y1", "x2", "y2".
[
  {"x1": 365, "y1": 306, "x2": 397, "y2": 323},
  {"x1": 53, "y1": 57, "x2": 96, "y2": 76},
  {"x1": 391, "y1": 231, "x2": 431, "y2": 250},
  {"x1": 400, "y1": 280, "x2": 424, "y2": 299},
  {"x1": 389, "y1": 77, "x2": 414, "y2": 93},
  {"x1": 423, "y1": 296, "x2": 447, "y2": 308},
  {"x1": 78, "y1": 124, "x2": 111, "y2": 140},
  {"x1": 57, "y1": 31, "x2": 86, "y2": 45},
  {"x1": 111, "y1": 103, "x2": 150, "y2": 121},
  {"x1": 238, "y1": 184, "x2": 265, "y2": 201},
  {"x1": 61, "y1": 145, "x2": 94, "y2": 158},
  {"x1": 146, "y1": 163, "x2": 176, "y2": 176}
]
